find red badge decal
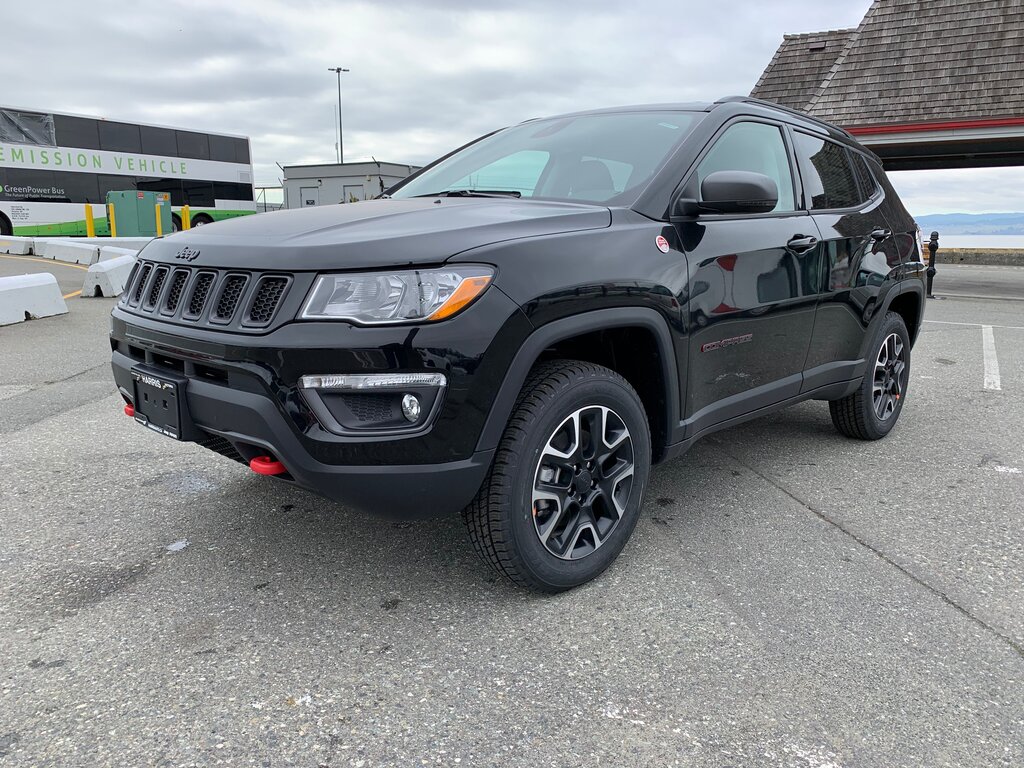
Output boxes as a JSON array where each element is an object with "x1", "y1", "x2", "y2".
[{"x1": 655, "y1": 235, "x2": 670, "y2": 253}]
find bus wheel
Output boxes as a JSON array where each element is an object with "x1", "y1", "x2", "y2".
[
  {"x1": 191, "y1": 214, "x2": 213, "y2": 227},
  {"x1": 0, "y1": 213, "x2": 12, "y2": 236},
  {"x1": 171, "y1": 214, "x2": 182, "y2": 232}
]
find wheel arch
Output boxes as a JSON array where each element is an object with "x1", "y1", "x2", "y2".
[
  {"x1": 888, "y1": 280, "x2": 924, "y2": 345},
  {"x1": 0, "y1": 210, "x2": 12, "y2": 236},
  {"x1": 476, "y1": 307, "x2": 680, "y2": 462}
]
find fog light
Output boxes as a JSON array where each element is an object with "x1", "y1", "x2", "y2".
[{"x1": 401, "y1": 393, "x2": 421, "y2": 422}]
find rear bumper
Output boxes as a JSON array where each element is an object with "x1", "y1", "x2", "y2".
[{"x1": 112, "y1": 348, "x2": 494, "y2": 518}]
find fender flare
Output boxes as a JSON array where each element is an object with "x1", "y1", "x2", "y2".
[{"x1": 475, "y1": 307, "x2": 680, "y2": 453}]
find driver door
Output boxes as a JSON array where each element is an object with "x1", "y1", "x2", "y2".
[{"x1": 677, "y1": 120, "x2": 821, "y2": 436}]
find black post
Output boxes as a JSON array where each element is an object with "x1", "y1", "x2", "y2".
[{"x1": 926, "y1": 230, "x2": 938, "y2": 298}]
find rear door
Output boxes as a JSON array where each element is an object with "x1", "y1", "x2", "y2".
[
  {"x1": 678, "y1": 119, "x2": 821, "y2": 436},
  {"x1": 791, "y1": 131, "x2": 902, "y2": 390}
]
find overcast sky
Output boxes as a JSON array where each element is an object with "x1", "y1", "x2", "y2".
[{"x1": 7, "y1": 0, "x2": 1021, "y2": 215}]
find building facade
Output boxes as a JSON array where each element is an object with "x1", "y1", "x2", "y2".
[{"x1": 282, "y1": 161, "x2": 420, "y2": 209}]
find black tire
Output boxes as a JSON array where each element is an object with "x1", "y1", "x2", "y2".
[
  {"x1": 171, "y1": 214, "x2": 182, "y2": 232},
  {"x1": 829, "y1": 311, "x2": 910, "y2": 440},
  {"x1": 463, "y1": 360, "x2": 651, "y2": 592},
  {"x1": 0, "y1": 213, "x2": 12, "y2": 236},
  {"x1": 191, "y1": 214, "x2": 213, "y2": 228}
]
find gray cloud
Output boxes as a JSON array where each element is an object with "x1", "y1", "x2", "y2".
[{"x1": 9, "y1": 0, "x2": 1017, "y2": 214}]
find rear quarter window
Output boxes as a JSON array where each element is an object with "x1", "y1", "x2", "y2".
[{"x1": 794, "y1": 132, "x2": 860, "y2": 210}]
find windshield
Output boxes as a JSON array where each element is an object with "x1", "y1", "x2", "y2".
[{"x1": 390, "y1": 111, "x2": 701, "y2": 206}]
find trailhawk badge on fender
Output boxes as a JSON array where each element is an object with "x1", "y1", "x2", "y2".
[
  {"x1": 655, "y1": 235, "x2": 670, "y2": 253},
  {"x1": 701, "y1": 333, "x2": 753, "y2": 352}
]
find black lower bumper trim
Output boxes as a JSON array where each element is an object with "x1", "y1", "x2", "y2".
[{"x1": 112, "y1": 350, "x2": 492, "y2": 518}]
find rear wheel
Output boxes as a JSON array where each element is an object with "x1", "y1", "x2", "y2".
[
  {"x1": 0, "y1": 213, "x2": 12, "y2": 236},
  {"x1": 829, "y1": 311, "x2": 910, "y2": 440},
  {"x1": 463, "y1": 360, "x2": 651, "y2": 592},
  {"x1": 171, "y1": 214, "x2": 182, "y2": 232},
  {"x1": 191, "y1": 213, "x2": 213, "y2": 227}
]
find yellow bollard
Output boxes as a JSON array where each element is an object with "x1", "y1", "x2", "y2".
[
  {"x1": 155, "y1": 204, "x2": 163, "y2": 237},
  {"x1": 182, "y1": 205, "x2": 191, "y2": 230},
  {"x1": 109, "y1": 205, "x2": 118, "y2": 238},
  {"x1": 84, "y1": 204, "x2": 96, "y2": 237}
]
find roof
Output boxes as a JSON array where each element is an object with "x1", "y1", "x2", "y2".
[
  {"x1": 749, "y1": 29, "x2": 856, "y2": 111},
  {"x1": 751, "y1": 0, "x2": 1024, "y2": 129},
  {"x1": 283, "y1": 160, "x2": 419, "y2": 176}
]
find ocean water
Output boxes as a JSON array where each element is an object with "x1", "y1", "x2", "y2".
[{"x1": 932, "y1": 235, "x2": 1024, "y2": 249}]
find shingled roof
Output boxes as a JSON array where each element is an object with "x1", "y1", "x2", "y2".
[
  {"x1": 751, "y1": 0, "x2": 1024, "y2": 129},
  {"x1": 750, "y1": 28, "x2": 856, "y2": 112}
]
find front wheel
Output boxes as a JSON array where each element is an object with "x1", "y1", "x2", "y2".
[
  {"x1": 829, "y1": 311, "x2": 911, "y2": 440},
  {"x1": 463, "y1": 360, "x2": 651, "y2": 592}
]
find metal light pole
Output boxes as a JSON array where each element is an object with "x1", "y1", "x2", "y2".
[{"x1": 328, "y1": 67, "x2": 349, "y2": 164}]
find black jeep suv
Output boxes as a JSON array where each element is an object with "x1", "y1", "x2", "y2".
[{"x1": 110, "y1": 97, "x2": 925, "y2": 592}]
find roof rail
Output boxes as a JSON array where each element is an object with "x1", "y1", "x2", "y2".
[{"x1": 713, "y1": 96, "x2": 854, "y2": 139}]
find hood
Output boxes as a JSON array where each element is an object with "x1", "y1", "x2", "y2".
[{"x1": 139, "y1": 197, "x2": 611, "y2": 271}]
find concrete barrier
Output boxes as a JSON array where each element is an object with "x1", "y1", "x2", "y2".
[
  {"x1": 0, "y1": 273, "x2": 68, "y2": 325},
  {"x1": 73, "y1": 236, "x2": 155, "y2": 250},
  {"x1": 81, "y1": 255, "x2": 137, "y2": 298},
  {"x1": 34, "y1": 239, "x2": 100, "y2": 266},
  {"x1": 98, "y1": 246, "x2": 139, "y2": 262},
  {"x1": 0, "y1": 236, "x2": 34, "y2": 255}
]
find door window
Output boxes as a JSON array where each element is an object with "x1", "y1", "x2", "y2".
[
  {"x1": 851, "y1": 152, "x2": 879, "y2": 202},
  {"x1": 794, "y1": 133, "x2": 860, "y2": 210},
  {"x1": 696, "y1": 122, "x2": 795, "y2": 213}
]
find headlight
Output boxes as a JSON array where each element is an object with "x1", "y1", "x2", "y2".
[{"x1": 299, "y1": 266, "x2": 494, "y2": 324}]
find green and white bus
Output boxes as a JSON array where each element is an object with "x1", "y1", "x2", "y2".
[{"x1": 0, "y1": 106, "x2": 255, "y2": 236}]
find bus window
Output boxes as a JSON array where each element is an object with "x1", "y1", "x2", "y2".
[
  {"x1": 233, "y1": 138, "x2": 251, "y2": 164},
  {"x1": 182, "y1": 179, "x2": 215, "y2": 206},
  {"x1": 53, "y1": 114, "x2": 100, "y2": 150},
  {"x1": 140, "y1": 126, "x2": 178, "y2": 157},
  {"x1": 99, "y1": 122, "x2": 142, "y2": 153},
  {"x1": 209, "y1": 134, "x2": 237, "y2": 163},
  {"x1": 0, "y1": 109, "x2": 55, "y2": 146},
  {"x1": 56, "y1": 171, "x2": 101, "y2": 204},
  {"x1": 176, "y1": 131, "x2": 210, "y2": 161},
  {"x1": 213, "y1": 182, "x2": 253, "y2": 201}
]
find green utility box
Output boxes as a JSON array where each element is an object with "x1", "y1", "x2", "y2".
[{"x1": 105, "y1": 190, "x2": 173, "y2": 237}]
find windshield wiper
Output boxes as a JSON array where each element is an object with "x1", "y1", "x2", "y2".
[{"x1": 412, "y1": 189, "x2": 522, "y2": 199}]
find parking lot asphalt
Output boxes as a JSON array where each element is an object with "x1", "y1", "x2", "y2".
[{"x1": 1, "y1": 277, "x2": 1023, "y2": 766}]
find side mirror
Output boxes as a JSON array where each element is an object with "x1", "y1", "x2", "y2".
[{"x1": 698, "y1": 171, "x2": 778, "y2": 215}]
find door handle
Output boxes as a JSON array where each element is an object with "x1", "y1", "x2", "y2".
[
  {"x1": 786, "y1": 235, "x2": 818, "y2": 253},
  {"x1": 870, "y1": 228, "x2": 892, "y2": 240}
]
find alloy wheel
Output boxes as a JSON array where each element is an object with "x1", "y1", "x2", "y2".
[
  {"x1": 872, "y1": 332, "x2": 905, "y2": 420},
  {"x1": 532, "y1": 406, "x2": 635, "y2": 560}
]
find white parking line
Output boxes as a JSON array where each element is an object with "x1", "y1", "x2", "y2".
[
  {"x1": 924, "y1": 320, "x2": 1024, "y2": 331},
  {"x1": 982, "y1": 325, "x2": 1001, "y2": 391}
]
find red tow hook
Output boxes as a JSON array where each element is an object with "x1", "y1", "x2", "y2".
[
  {"x1": 250, "y1": 455, "x2": 287, "y2": 476},
  {"x1": 124, "y1": 403, "x2": 135, "y2": 417}
]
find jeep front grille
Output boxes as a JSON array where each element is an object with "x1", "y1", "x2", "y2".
[
  {"x1": 119, "y1": 260, "x2": 292, "y2": 332},
  {"x1": 211, "y1": 275, "x2": 248, "y2": 323}
]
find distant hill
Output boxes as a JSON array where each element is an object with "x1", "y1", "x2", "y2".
[{"x1": 915, "y1": 212, "x2": 1024, "y2": 236}]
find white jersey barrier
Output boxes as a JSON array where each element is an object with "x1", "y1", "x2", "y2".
[
  {"x1": 0, "y1": 273, "x2": 69, "y2": 326},
  {"x1": 0, "y1": 236, "x2": 34, "y2": 255},
  {"x1": 34, "y1": 239, "x2": 101, "y2": 266},
  {"x1": 82, "y1": 255, "x2": 137, "y2": 298}
]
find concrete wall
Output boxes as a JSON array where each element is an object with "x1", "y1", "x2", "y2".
[{"x1": 937, "y1": 248, "x2": 1024, "y2": 266}]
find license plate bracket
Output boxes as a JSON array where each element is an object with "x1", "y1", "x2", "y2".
[{"x1": 130, "y1": 366, "x2": 194, "y2": 441}]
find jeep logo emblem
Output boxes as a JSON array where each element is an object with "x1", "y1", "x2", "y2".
[{"x1": 175, "y1": 247, "x2": 201, "y2": 262}]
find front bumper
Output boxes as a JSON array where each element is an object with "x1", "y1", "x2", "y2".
[{"x1": 110, "y1": 287, "x2": 531, "y2": 518}]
